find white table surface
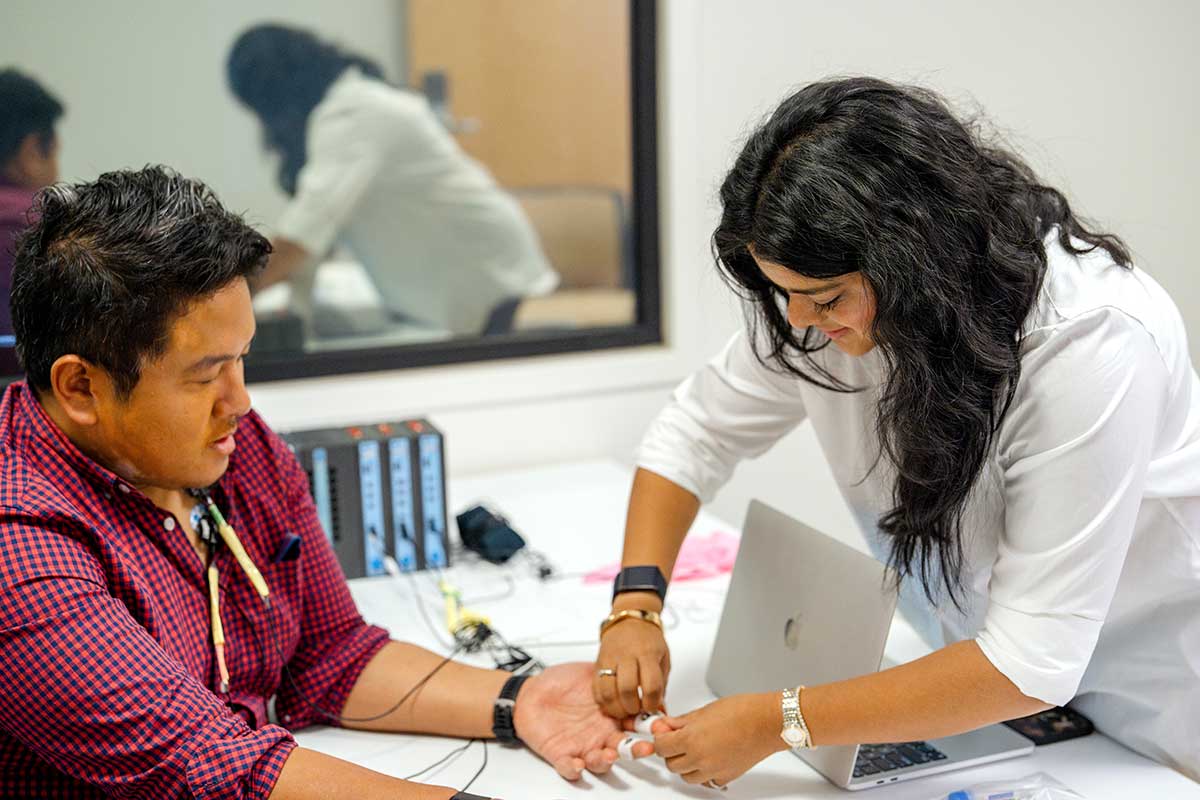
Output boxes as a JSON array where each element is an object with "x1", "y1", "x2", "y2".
[{"x1": 294, "y1": 460, "x2": 1199, "y2": 799}]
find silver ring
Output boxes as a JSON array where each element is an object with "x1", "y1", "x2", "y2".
[
  {"x1": 596, "y1": 668, "x2": 617, "y2": 678},
  {"x1": 704, "y1": 779, "x2": 727, "y2": 791}
]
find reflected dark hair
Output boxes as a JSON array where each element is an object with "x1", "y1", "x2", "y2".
[
  {"x1": 226, "y1": 23, "x2": 385, "y2": 195},
  {"x1": 10, "y1": 165, "x2": 269, "y2": 399},
  {"x1": 0, "y1": 68, "x2": 64, "y2": 168},
  {"x1": 714, "y1": 77, "x2": 1130, "y2": 606}
]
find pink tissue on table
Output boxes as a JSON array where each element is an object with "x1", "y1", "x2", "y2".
[{"x1": 583, "y1": 530, "x2": 741, "y2": 584}]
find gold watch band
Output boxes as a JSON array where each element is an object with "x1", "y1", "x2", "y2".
[
  {"x1": 599, "y1": 608, "x2": 663, "y2": 637},
  {"x1": 780, "y1": 685, "x2": 813, "y2": 749}
]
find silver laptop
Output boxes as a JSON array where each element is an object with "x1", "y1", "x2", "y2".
[{"x1": 707, "y1": 500, "x2": 1034, "y2": 791}]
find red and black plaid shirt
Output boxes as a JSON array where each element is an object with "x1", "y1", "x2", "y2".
[{"x1": 0, "y1": 382, "x2": 390, "y2": 798}]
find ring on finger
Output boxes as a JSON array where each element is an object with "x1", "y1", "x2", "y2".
[
  {"x1": 704, "y1": 779, "x2": 727, "y2": 791},
  {"x1": 596, "y1": 667, "x2": 617, "y2": 678}
]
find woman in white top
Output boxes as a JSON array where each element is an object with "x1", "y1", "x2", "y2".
[
  {"x1": 594, "y1": 77, "x2": 1200, "y2": 787},
  {"x1": 227, "y1": 24, "x2": 558, "y2": 336}
]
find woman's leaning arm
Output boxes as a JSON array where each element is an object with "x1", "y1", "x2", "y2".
[
  {"x1": 652, "y1": 640, "x2": 1050, "y2": 787},
  {"x1": 613, "y1": 467, "x2": 701, "y2": 613},
  {"x1": 798, "y1": 639, "x2": 1050, "y2": 748}
]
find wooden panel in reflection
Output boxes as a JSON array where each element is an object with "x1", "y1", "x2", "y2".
[{"x1": 408, "y1": 0, "x2": 631, "y2": 196}]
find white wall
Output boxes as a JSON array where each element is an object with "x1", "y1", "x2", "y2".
[
  {"x1": 2, "y1": 0, "x2": 404, "y2": 226},
  {"x1": 8, "y1": 2, "x2": 1198, "y2": 544},
  {"x1": 691, "y1": 0, "x2": 1200, "y2": 360},
  {"x1": 686, "y1": 0, "x2": 1200, "y2": 539},
  {"x1": 261, "y1": 0, "x2": 1200, "y2": 547}
]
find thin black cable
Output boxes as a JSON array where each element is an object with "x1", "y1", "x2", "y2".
[
  {"x1": 226, "y1": 594, "x2": 488, "y2": 785},
  {"x1": 201, "y1": 505, "x2": 487, "y2": 785},
  {"x1": 402, "y1": 738, "x2": 476, "y2": 780},
  {"x1": 460, "y1": 738, "x2": 488, "y2": 794},
  {"x1": 218, "y1": 554, "x2": 465, "y2": 725},
  {"x1": 268, "y1": 599, "x2": 465, "y2": 724},
  {"x1": 401, "y1": 566, "x2": 536, "y2": 674}
]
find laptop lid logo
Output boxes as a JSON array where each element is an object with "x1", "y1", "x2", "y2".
[{"x1": 784, "y1": 612, "x2": 803, "y2": 650}]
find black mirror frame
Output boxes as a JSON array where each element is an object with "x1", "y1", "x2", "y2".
[{"x1": 243, "y1": 0, "x2": 661, "y2": 384}]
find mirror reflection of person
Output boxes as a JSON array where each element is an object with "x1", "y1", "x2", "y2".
[
  {"x1": 0, "y1": 68, "x2": 63, "y2": 351},
  {"x1": 226, "y1": 24, "x2": 558, "y2": 337},
  {"x1": 594, "y1": 79, "x2": 1200, "y2": 788}
]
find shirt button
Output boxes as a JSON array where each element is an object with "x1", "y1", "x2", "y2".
[
  {"x1": 163, "y1": 517, "x2": 176, "y2": 531},
  {"x1": 117, "y1": 483, "x2": 131, "y2": 494}
]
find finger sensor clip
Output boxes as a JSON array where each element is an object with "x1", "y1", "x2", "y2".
[
  {"x1": 617, "y1": 735, "x2": 648, "y2": 761},
  {"x1": 634, "y1": 712, "x2": 664, "y2": 736}
]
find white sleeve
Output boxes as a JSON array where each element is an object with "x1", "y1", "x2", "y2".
[
  {"x1": 976, "y1": 309, "x2": 1169, "y2": 705},
  {"x1": 274, "y1": 103, "x2": 382, "y2": 257},
  {"x1": 636, "y1": 328, "x2": 809, "y2": 502}
]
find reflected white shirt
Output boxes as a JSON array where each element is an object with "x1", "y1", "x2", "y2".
[
  {"x1": 275, "y1": 69, "x2": 558, "y2": 335},
  {"x1": 637, "y1": 233, "x2": 1200, "y2": 779}
]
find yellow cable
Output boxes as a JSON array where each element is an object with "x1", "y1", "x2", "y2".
[{"x1": 204, "y1": 497, "x2": 270, "y2": 606}]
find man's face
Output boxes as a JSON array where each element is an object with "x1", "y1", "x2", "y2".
[
  {"x1": 6, "y1": 132, "x2": 59, "y2": 188},
  {"x1": 30, "y1": 133, "x2": 59, "y2": 187},
  {"x1": 93, "y1": 280, "x2": 255, "y2": 492}
]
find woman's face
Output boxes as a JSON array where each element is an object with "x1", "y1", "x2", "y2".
[{"x1": 751, "y1": 249, "x2": 878, "y2": 356}]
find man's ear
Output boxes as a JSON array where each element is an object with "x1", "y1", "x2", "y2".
[{"x1": 48, "y1": 355, "x2": 107, "y2": 427}]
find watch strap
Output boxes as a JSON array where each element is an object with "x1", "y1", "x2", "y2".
[
  {"x1": 612, "y1": 565, "x2": 668, "y2": 602},
  {"x1": 780, "y1": 685, "x2": 813, "y2": 749},
  {"x1": 450, "y1": 793, "x2": 492, "y2": 800},
  {"x1": 492, "y1": 673, "x2": 531, "y2": 745}
]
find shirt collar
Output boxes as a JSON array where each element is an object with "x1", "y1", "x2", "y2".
[{"x1": 14, "y1": 382, "x2": 139, "y2": 495}]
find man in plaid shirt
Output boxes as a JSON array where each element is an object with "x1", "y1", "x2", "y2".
[{"x1": 0, "y1": 167, "x2": 655, "y2": 799}]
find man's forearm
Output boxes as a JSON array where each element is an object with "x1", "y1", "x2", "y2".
[
  {"x1": 270, "y1": 747, "x2": 455, "y2": 799},
  {"x1": 340, "y1": 641, "x2": 508, "y2": 737}
]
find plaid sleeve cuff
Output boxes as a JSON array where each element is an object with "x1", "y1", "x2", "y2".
[
  {"x1": 186, "y1": 720, "x2": 296, "y2": 800},
  {"x1": 276, "y1": 624, "x2": 391, "y2": 729}
]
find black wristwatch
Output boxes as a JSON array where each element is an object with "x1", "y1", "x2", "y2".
[
  {"x1": 612, "y1": 565, "x2": 668, "y2": 603},
  {"x1": 491, "y1": 673, "x2": 531, "y2": 745}
]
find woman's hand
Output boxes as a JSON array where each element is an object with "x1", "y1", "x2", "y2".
[
  {"x1": 652, "y1": 692, "x2": 785, "y2": 788},
  {"x1": 515, "y1": 662, "x2": 656, "y2": 780},
  {"x1": 593, "y1": 609, "x2": 671, "y2": 718}
]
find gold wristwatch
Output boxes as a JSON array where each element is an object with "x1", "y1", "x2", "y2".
[{"x1": 780, "y1": 686, "x2": 813, "y2": 749}]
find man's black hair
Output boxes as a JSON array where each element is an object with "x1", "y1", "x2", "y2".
[
  {"x1": 0, "y1": 68, "x2": 64, "y2": 170},
  {"x1": 10, "y1": 165, "x2": 270, "y2": 398}
]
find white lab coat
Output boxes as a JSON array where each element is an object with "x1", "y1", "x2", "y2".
[
  {"x1": 275, "y1": 69, "x2": 558, "y2": 335},
  {"x1": 637, "y1": 231, "x2": 1200, "y2": 779}
]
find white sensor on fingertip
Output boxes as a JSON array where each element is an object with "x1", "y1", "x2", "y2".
[
  {"x1": 617, "y1": 735, "x2": 650, "y2": 761},
  {"x1": 634, "y1": 712, "x2": 664, "y2": 736}
]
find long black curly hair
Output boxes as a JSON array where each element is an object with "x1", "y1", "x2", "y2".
[
  {"x1": 226, "y1": 24, "x2": 386, "y2": 196},
  {"x1": 714, "y1": 77, "x2": 1131, "y2": 606}
]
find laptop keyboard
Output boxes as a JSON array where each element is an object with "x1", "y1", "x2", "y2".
[{"x1": 853, "y1": 741, "x2": 947, "y2": 778}]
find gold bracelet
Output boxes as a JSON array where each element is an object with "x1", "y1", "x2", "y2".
[{"x1": 599, "y1": 608, "x2": 663, "y2": 637}]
